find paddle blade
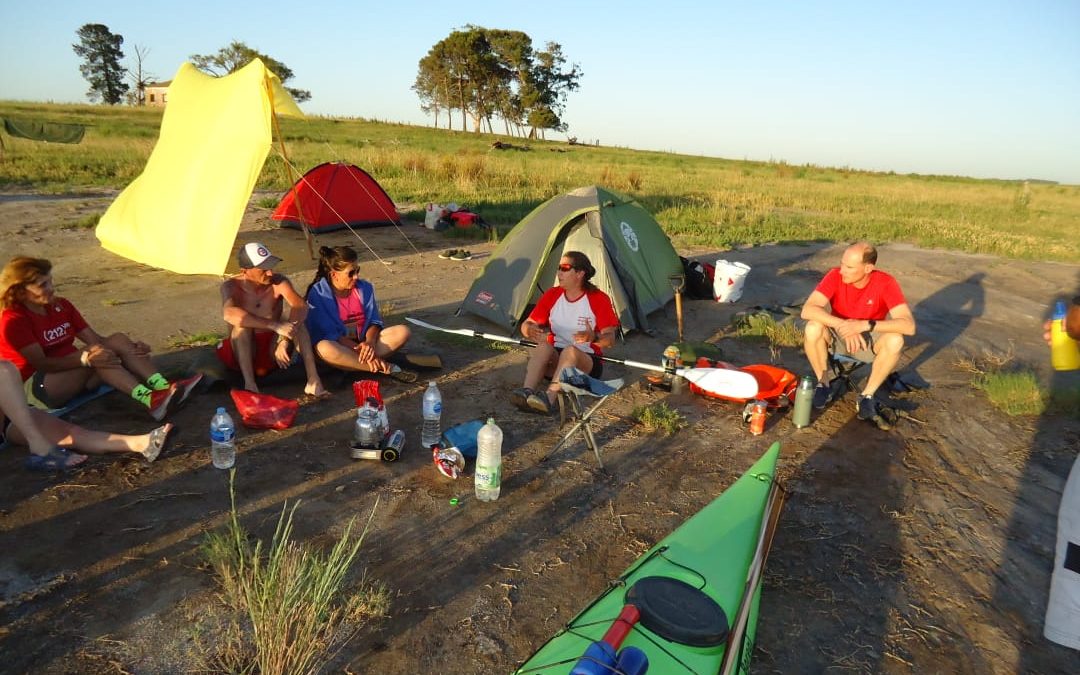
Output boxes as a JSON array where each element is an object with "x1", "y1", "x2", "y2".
[{"x1": 678, "y1": 367, "x2": 759, "y2": 399}]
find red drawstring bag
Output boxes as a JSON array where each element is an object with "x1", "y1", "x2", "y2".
[
  {"x1": 689, "y1": 359, "x2": 798, "y2": 408},
  {"x1": 229, "y1": 389, "x2": 299, "y2": 430}
]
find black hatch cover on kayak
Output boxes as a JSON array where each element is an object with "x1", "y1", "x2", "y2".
[{"x1": 626, "y1": 576, "x2": 729, "y2": 647}]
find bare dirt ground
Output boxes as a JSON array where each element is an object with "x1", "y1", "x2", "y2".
[{"x1": 0, "y1": 191, "x2": 1078, "y2": 674}]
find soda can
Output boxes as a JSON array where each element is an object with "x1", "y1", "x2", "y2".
[
  {"x1": 749, "y1": 400, "x2": 767, "y2": 436},
  {"x1": 381, "y1": 429, "x2": 405, "y2": 462}
]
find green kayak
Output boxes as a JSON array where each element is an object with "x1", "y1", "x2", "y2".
[{"x1": 515, "y1": 442, "x2": 784, "y2": 675}]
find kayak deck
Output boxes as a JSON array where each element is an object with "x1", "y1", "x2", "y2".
[{"x1": 515, "y1": 442, "x2": 783, "y2": 674}]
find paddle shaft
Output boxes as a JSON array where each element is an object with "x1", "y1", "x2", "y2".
[
  {"x1": 719, "y1": 479, "x2": 786, "y2": 675},
  {"x1": 404, "y1": 316, "x2": 758, "y2": 399},
  {"x1": 407, "y1": 316, "x2": 677, "y2": 375}
]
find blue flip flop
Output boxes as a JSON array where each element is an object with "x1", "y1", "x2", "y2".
[{"x1": 25, "y1": 446, "x2": 82, "y2": 472}]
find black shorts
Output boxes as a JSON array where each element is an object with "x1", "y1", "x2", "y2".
[
  {"x1": 554, "y1": 347, "x2": 603, "y2": 379},
  {"x1": 24, "y1": 370, "x2": 64, "y2": 410}
]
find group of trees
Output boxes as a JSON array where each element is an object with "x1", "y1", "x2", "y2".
[
  {"x1": 72, "y1": 24, "x2": 310, "y2": 105},
  {"x1": 71, "y1": 22, "x2": 583, "y2": 138},
  {"x1": 413, "y1": 26, "x2": 582, "y2": 138}
]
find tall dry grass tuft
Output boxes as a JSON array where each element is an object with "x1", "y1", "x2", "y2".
[{"x1": 199, "y1": 472, "x2": 388, "y2": 675}]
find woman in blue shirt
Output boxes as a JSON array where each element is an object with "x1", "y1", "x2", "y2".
[{"x1": 304, "y1": 246, "x2": 416, "y2": 382}]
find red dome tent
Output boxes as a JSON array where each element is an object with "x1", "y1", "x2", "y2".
[{"x1": 272, "y1": 162, "x2": 400, "y2": 232}]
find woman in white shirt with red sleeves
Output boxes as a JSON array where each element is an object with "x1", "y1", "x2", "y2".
[{"x1": 511, "y1": 251, "x2": 619, "y2": 415}]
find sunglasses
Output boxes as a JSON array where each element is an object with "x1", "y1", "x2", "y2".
[
  {"x1": 337, "y1": 267, "x2": 359, "y2": 278},
  {"x1": 557, "y1": 263, "x2": 577, "y2": 272}
]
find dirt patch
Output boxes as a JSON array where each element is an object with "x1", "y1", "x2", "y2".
[{"x1": 0, "y1": 193, "x2": 1078, "y2": 674}]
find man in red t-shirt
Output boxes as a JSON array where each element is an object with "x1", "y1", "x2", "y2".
[{"x1": 801, "y1": 242, "x2": 916, "y2": 428}]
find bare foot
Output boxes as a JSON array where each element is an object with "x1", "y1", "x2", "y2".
[{"x1": 304, "y1": 381, "x2": 331, "y2": 399}]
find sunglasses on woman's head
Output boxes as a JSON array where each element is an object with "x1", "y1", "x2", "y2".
[{"x1": 557, "y1": 263, "x2": 576, "y2": 272}]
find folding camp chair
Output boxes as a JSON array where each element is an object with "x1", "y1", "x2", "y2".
[
  {"x1": 542, "y1": 367, "x2": 624, "y2": 469},
  {"x1": 826, "y1": 329, "x2": 876, "y2": 399}
]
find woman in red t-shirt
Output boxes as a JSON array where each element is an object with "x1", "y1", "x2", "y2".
[
  {"x1": 511, "y1": 251, "x2": 619, "y2": 415},
  {"x1": 0, "y1": 257, "x2": 195, "y2": 420}
]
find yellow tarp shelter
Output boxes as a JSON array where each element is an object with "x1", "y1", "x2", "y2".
[{"x1": 96, "y1": 59, "x2": 303, "y2": 275}]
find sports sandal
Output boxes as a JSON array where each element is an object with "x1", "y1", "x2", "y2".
[
  {"x1": 143, "y1": 423, "x2": 174, "y2": 463},
  {"x1": 526, "y1": 391, "x2": 555, "y2": 415},
  {"x1": 450, "y1": 250, "x2": 472, "y2": 261},
  {"x1": 510, "y1": 387, "x2": 533, "y2": 411},
  {"x1": 25, "y1": 446, "x2": 85, "y2": 472}
]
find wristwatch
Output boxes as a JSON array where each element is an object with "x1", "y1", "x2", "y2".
[{"x1": 867, "y1": 319, "x2": 877, "y2": 333}]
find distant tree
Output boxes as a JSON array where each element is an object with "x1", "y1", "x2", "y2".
[
  {"x1": 125, "y1": 44, "x2": 155, "y2": 106},
  {"x1": 190, "y1": 41, "x2": 311, "y2": 102},
  {"x1": 414, "y1": 27, "x2": 581, "y2": 138},
  {"x1": 72, "y1": 23, "x2": 129, "y2": 105}
]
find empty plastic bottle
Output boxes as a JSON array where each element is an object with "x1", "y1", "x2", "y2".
[
  {"x1": 792, "y1": 375, "x2": 814, "y2": 428},
  {"x1": 210, "y1": 407, "x2": 236, "y2": 469},
  {"x1": 421, "y1": 381, "x2": 443, "y2": 448},
  {"x1": 1051, "y1": 300, "x2": 1080, "y2": 371},
  {"x1": 475, "y1": 418, "x2": 503, "y2": 502}
]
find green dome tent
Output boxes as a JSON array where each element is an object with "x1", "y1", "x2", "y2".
[{"x1": 460, "y1": 186, "x2": 683, "y2": 334}]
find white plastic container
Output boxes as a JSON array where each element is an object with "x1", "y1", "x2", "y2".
[
  {"x1": 424, "y1": 203, "x2": 443, "y2": 229},
  {"x1": 474, "y1": 418, "x2": 503, "y2": 502},
  {"x1": 714, "y1": 259, "x2": 751, "y2": 303}
]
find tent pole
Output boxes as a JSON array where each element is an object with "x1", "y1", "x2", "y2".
[{"x1": 266, "y1": 76, "x2": 315, "y2": 261}]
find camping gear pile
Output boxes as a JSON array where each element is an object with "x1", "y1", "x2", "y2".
[
  {"x1": 350, "y1": 380, "x2": 402, "y2": 461},
  {"x1": 423, "y1": 202, "x2": 488, "y2": 231}
]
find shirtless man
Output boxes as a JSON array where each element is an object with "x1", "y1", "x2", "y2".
[{"x1": 217, "y1": 243, "x2": 327, "y2": 396}]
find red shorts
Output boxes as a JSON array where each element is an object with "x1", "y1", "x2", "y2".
[{"x1": 217, "y1": 331, "x2": 278, "y2": 376}]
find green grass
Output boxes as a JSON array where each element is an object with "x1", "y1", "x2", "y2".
[
  {"x1": 168, "y1": 330, "x2": 224, "y2": 348},
  {"x1": 62, "y1": 212, "x2": 102, "y2": 230},
  {"x1": 974, "y1": 370, "x2": 1048, "y2": 416},
  {"x1": 199, "y1": 472, "x2": 388, "y2": 675},
  {"x1": 632, "y1": 401, "x2": 686, "y2": 435},
  {"x1": 959, "y1": 349, "x2": 1080, "y2": 417},
  {"x1": 731, "y1": 312, "x2": 804, "y2": 348},
  {"x1": 2, "y1": 101, "x2": 1078, "y2": 261}
]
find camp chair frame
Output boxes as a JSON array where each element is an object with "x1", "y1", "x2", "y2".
[
  {"x1": 826, "y1": 328, "x2": 877, "y2": 399},
  {"x1": 541, "y1": 369, "x2": 625, "y2": 469}
]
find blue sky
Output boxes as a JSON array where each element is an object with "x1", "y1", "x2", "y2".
[{"x1": 3, "y1": 0, "x2": 1078, "y2": 183}]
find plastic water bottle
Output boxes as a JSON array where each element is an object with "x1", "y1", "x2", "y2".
[
  {"x1": 210, "y1": 407, "x2": 236, "y2": 469},
  {"x1": 475, "y1": 418, "x2": 503, "y2": 502},
  {"x1": 792, "y1": 375, "x2": 814, "y2": 428},
  {"x1": 421, "y1": 381, "x2": 442, "y2": 448},
  {"x1": 1051, "y1": 300, "x2": 1080, "y2": 371}
]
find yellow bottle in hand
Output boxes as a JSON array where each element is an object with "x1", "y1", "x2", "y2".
[{"x1": 1051, "y1": 301, "x2": 1080, "y2": 371}]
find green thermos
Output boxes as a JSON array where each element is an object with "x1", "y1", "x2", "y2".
[{"x1": 792, "y1": 376, "x2": 814, "y2": 428}]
